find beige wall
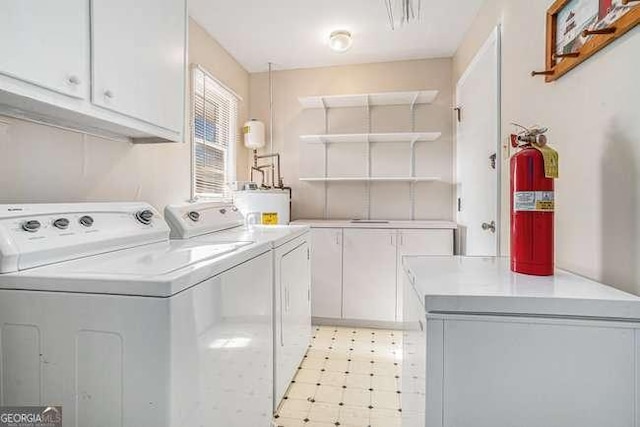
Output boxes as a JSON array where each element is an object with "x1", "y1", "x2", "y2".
[
  {"x1": 453, "y1": 0, "x2": 640, "y2": 294},
  {"x1": 249, "y1": 59, "x2": 454, "y2": 221},
  {"x1": 0, "y1": 18, "x2": 251, "y2": 212}
]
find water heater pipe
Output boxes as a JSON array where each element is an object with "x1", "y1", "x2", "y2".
[{"x1": 269, "y1": 62, "x2": 274, "y2": 159}]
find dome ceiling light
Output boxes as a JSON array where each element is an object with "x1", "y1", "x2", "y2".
[{"x1": 329, "y1": 30, "x2": 353, "y2": 53}]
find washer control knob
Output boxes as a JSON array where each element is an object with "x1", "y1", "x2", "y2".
[
  {"x1": 219, "y1": 208, "x2": 227, "y2": 215},
  {"x1": 187, "y1": 211, "x2": 200, "y2": 222},
  {"x1": 22, "y1": 220, "x2": 41, "y2": 233},
  {"x1": 79, "y1": 215, "x2": 94, "y2": 228},
  {"x1": 53, "y1": 218, "x2": 70, "y2": 230},
  {"x1": 135, "y1": 210, "x2": 154, "y2": 225}
]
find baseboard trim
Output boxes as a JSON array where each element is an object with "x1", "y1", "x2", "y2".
[{"x1": 312, "y1": 317, "x2": 402, "y2": 330}]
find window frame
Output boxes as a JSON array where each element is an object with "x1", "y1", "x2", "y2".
[{"x1": 190, "y1": 64, "x2": 240, "y2": 201}]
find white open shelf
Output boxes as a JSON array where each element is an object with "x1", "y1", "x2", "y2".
[
  {"x1": 300, "y1": 132, "x2": 442, "y2": 144},
  {"x1": 299, "y1": 90, "x2": 439, "y2": 109},
  {"x1": 299, "y1": 177, "x2": 441, "y2": 183}
]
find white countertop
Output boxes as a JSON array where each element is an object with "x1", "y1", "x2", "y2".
[
  {"x1": 293, "y1": 219, "x2": 457, "y2": 229},
  {"x1": 404, "y1": 256, "x2": 640, "y2": 320}
]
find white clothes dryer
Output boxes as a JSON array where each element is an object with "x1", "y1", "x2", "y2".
[{"x1": 165, "y1": 201, "x2": 312, "y2": 408}]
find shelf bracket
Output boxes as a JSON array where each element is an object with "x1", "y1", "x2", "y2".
[
  {"x1": 366, "y1": 94, "x2": 372, "y2": 134},
  {"x1": 321, "y1": 97, "x2": 329, "y2": 219},
  {"x1": 366, "y1": 133, "x2": 372, "y2": 220},
  {"x1": 321, "y1": 97, "x2": 329, "y2": 134},
  {"x1": 409, "y1": 136, "x2": 419, "y2": 221},
  {"x1": 410, "y1": 92, "x2": 420, "y2": 132},
  {"x1": 409, "y1": 137, "x2": 419, "y2": 177}
]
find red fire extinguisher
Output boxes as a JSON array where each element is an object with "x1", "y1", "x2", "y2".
[{"x1": 510, "y1": 125, "x2": 558, "y2": 276}]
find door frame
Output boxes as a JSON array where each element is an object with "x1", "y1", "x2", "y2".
[{"x1": 454, "y1": 24, "x2": 502, "y2": 256}]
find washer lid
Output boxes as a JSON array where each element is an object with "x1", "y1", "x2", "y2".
[
  {"x1": 190, "y1": 224, "x2": 310, "y2": 248},
  {"x1": 65, "y1": 240, "x2": 253, "y2": 276},
  {"x1": 0, "y1": 239, "x2": 270, "y2": 297}
]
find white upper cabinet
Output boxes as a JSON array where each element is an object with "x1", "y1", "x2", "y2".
[
  {"x1": 0, "y1": 0, "x2": 89, "y2": 99},
  {"x1": 91, "y1": 0, "x2": 185, "y2": 133},
  {"x1": 0, "y1": 0, "x2": 185, "y2": 142}
]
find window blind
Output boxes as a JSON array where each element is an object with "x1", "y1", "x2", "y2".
[{"x1": 192, "y1": 66, "x2": 238, "y2": 198}]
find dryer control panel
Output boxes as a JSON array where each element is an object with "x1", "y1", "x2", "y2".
[
  {"x1": 165, "y1": 202, "x2": 244, "y2": 239},
  {"x1": 0, "y1": 202, "x2": 169, "y2": 273}
]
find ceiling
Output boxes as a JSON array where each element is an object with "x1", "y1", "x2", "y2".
[{"x1": 189, "y1": 0, "x2": 485, "y2": 73}]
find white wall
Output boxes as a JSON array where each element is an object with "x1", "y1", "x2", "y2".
[
  {"x1": 249, "y1": 59, "x2": 454, "y2": 221},
  {"x1": 0, "y1": 19, "x2": 251, "y2": 212},
  {"x1": 454, "y1": 0, "x2": 640, "y2": 294}
]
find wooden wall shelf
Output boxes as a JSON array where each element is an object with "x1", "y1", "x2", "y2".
[{"x1": 540, "y1": 0, "x2": 640, "y2": 82}]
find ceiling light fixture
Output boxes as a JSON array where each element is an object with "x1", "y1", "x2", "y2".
[{"x1": 329, "y1": 30, "x2": 353, "y2": 53}]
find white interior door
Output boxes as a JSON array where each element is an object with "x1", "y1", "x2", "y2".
[{"x1": 455, "y1": 26, "x2": 501, "y2": 257}]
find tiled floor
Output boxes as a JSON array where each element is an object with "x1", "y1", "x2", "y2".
[{"x1": 274, "y1": 325, "x2": 403, "y2": 427}]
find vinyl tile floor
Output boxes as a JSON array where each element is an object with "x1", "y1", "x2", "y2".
[{"x1": 274, "y1": 325, "x2": 403, "y2": 427}]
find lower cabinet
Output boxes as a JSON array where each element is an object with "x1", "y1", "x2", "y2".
[
  {"x1": 343, "y1": 229, "x2": 398, "y2": 322},
  {"x1": 310, "y1": 228, "x2": 343, "y2": 318},
  {"x1": 396, "y1": 229, "x2": 454, "y2": 319},
  {"x1": 309, "y1": 227, "x2": 454, "y2": 323}
]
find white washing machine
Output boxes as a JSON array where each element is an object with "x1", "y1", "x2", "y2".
[
  {"x1": 0, "y1": 202, "x2": 274, "y2": 427},
  {"x1": 165, "y1": 201, "x2": 312, "y2": 408}
]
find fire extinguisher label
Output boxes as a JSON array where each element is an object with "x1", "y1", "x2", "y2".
[{"x1": 514, "y1": 191, "x2": 554, "y2": 212}]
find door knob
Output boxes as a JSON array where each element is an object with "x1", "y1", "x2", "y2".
[{"x1": 482, "y1": 221, "x2": 496, "y2": 233}]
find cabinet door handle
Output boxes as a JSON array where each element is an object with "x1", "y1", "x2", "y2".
[
  {"x1": 336, "y1": 232, "x2": 340, "y2": 245},
  {"x1": 400, "y1": 232, "x2": 404, "y2": 246},
  {"x1": 67, "y1": 75, "x2": 81, "y2": 85}
]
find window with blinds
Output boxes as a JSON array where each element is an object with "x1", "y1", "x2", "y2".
[{"x1": 192, "y1": 66, "x2": 238, "y2": 198}]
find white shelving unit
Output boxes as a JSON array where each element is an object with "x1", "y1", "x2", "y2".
[
  {"x1": 299, "y1": 90, "x2": 439, "y2": 109},
  {"x1": 298, "y1": 90, "x2": 442, "y2": 219},
  {"x1": 300, "y1": 177, "x2": 442, "y2": 183},
  {"x1": 299, "y1": 132, "x2": 442, "y2": 144}
]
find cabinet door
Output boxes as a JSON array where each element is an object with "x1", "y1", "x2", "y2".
[
  {"x1": 396, "y1": 229, "x2": 454, "y2": 320},
  {"x1": 91, "y1": 0, "x2": 185, "y2": 133},
  {"x1": 310, "y1": 228, "x2": 343, "y2": 319},
  {"x1": 0, "y1": 0, "x2": 89, "y2": 99},
  {"x1": 277, "y1": 241, "x2": 312, "y2": 404},
  {"x1": 343, "y1": 229, "x2": 397, "y2": 322},
  {"x1": 397, "y1": 230, "x2": 454, "y2": 257}
]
